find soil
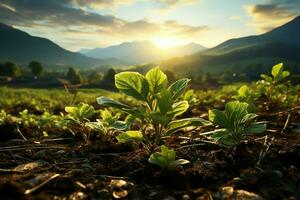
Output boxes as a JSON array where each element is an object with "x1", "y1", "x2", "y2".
[{"x1": 0, "y1": 111, "x2": 300, "y2": 200}]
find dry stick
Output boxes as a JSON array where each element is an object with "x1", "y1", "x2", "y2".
[
  {"x1": 16, "y1": 126, "x2": 27, "y2": 141},
  {"x1": 0, "y1": 146, "x2": 67, "y2": 152},
  {"x1": 24, "y1": 174, "x2": 60, "y2": 195},
  {"x1": 282, "y1": 113, "x2": 291, "y2": 134},
  {"x1": 92, "y1": 175, "x2": 131, "y2": 180}
]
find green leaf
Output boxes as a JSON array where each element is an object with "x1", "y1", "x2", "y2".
[
  {"x1": 85, "y1": 120, "x2": 104, "y2": 132},
  {"x1": 209, "y1": 109, "x2": 230, "y2": 129},
  {"x1": 168, "y1": 78, "x2": 190, "y2": 101},
  {"x1": 157, "y1": 89, "x2": 173, "y2": 114},
  {"x1": 116, "y1": 131, "x2": 143, "y2": 143},
  {"x1": 115, "y1": 72, "x2": 149, "y2": 101},
  {"x1": 281, "y1": 71, "x2": 290, "y2": 79},
  {"x1": 148, "y1": 145, "x2": 189, "y2": 169},
  {"x1": 97, "y1": 96, "x2": 130, "y2": 110},
  {"x1": 110, "y1": 121, "x2": 128, "y2": 130},
  {"x1": 210, "y1": 129, "x2": 230, "y2": 140},
  {"x1": 272, "y1": 63, "x2": 283, "y2": 79},
  {"x1": 240, "y1": 113, "x2": 258, "y2": 123},
  {"x1": 225, "y1": 101, "x2": 248, "y2": 125},
  {"x1": 79, "y1": 103, "x2": 95, "y2": 119},
  {"x1": 145, "y1": 67, "x2": 168, "y2": 94},
  {"x1": 165, "y1": 117, "x2": 212, "y2": 135},
  {"x1": 243, "y1": 122, "x2": 266, "y2": 134},
  {"x1": 65, "y1": 106, "x2": 78, "y2": 116},
  {"x1": 168, "y1": 100, "x2": 189, "y2": 118}
]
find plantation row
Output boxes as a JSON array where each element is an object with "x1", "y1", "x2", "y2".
[{"x1": 0, "y1": 63, "x2": 299, "y2": 170}]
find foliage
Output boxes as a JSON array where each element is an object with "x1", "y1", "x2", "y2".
[
  {"x1": 234, "y1": 85, "x2": 260, "y2": 111},
  {"x1": 0, "y1": 110, "x2": 11, "y2": 125},
  {"x1": 28, "y1": 61, "x2": 43, "y2": 78},
  {"x1": 0, "y1": 61, "x2": 21, "y2": 77},
  {"x1": 148, "y1": 145, "x2": 189, "y2": 170},
  {"x1": 209, "y1": 101, "x2": 266, "y2": 146},
  {"x1": 65, "y1": 103, "x2": 96, "y2": 124},
  {"x1": 85, "y1": 109, "x2": 127, "y2": 139},
  {"x1": 98, "y1": 67, "x2": 211, "y2": 146},
  {"x1": 67, "y1": 67, "x2": 83, "y2": 84},
  {"x1": 256, "y1": 63, "x2": 292, "y2": 107}
]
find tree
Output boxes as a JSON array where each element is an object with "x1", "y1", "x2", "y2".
[
  {"x1": 88, "y1": 71, "x2": 103, "y2": 85},
  {"x1": 28, "y1": 61, "x2": 43, "y2": 79},
  {"x1": 101, "y1": 68, "x2": 116, "y2": 89},
  {"x1": 0, "y1": 61, "x2": 21, "y2": 78},
  {"x1": 66, "y1": 67, "x2": 83, "y2": 84}
]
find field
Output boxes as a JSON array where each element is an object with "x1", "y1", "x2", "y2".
[{"x1": 0, "y1": 65, "x2": 300, "y2": 200}]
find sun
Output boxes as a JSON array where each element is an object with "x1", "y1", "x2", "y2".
[{"x1": 153, "y1": 37, "x2": 176, "y2": 49}]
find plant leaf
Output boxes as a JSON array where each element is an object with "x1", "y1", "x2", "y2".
[
  {"x1": 115, "y1": 72, "x2": 149, "y2": 101},
  {"x1": 157, "y1": 89, "x2": 173, "y2": 114},
  {"x1": 209, "y1": 109, "x2": 230, "y2": 129},
  {"x1": 145, "y1": 67, "x2": 168, "y2": 94},
  {"x1": 168, "y1": 78, "x2": 190, "y2": 101},
  {"x1": 168, "y1": 100, "x2": 189, "y2": 118},
  {"x1": 243, "y1": 122, "x2": 266, "y2": 134},
  {"x1": 97, "y1": 96, "x2": 131, "y2": 111},
  {"x1": 165, "y1": 117, "x2": 212, "y2": 135},
  {"x1": 116, "y1": 131, "x2": 143, "y2": 143},
  {"x1": 272, "y1": 63, "x2": 283, "y2": 79}
]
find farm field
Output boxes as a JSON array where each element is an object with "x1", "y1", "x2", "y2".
[{"x1": 0, "y1": 65, "x2": 300, "y2": 200}]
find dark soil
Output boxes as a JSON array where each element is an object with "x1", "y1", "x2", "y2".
[{"x1": 0, "y1": 112, "x2": 300, "y2": 200}]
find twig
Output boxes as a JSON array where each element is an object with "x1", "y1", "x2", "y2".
[
  {"x1": 24, "y1": 174, "x2": 60, "y2": 195},
  {"x1": 16, "y1": 126, "x2": 27, "y2": 141},
  {"x1": 282, "y1": 113, "x2": 291, "y2": 134}
]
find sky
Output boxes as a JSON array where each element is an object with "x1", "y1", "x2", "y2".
[{"x1": 0, "y1": 0, "x2": 299, "y2": 51}]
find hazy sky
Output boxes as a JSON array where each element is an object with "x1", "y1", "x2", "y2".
[{"x1": 0, "y1": 0, "x2": 299, "y2": 51}]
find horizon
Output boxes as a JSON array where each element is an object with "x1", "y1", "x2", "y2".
[{"x1": 1, "y1": 0, "x2": 300, "y2": 51}]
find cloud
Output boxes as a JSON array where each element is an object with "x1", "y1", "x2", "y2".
[
  {"x1": 0, "y1": 0, "x2": 209, "y2": 50},
  {"x1": 153, "y1": 0, "x2": 198, "y2": 11},
  {"x1": 245, "y1": 0, "x2": 300, "y2": 32},
  {"x1": 73, "y1": 0, "x2": 134, "y2": 9}
]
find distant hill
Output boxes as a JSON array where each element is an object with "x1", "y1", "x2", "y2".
[
  {"x1": 206, "y1": 15, "x2": 300, "y2": 55},
  {"x1": 161, "y1": 15, "x2": 300, "y2": 77},
  {"x1": 80, "y1": 41, "x2": 207, "y2": 64},
  {"x1": 0, "y1": 23, "x2": 123, "y2": 68}
]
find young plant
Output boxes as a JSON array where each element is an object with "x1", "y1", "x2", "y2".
[
  {"x1": 233, "y1": 85, "x2": 260, "y2": 111},
  {"x1": 256, "y1": 63, "x2": 291, "y2": 107},
  {"x1": 97, "y1": 67, "x2": 210, "y2": 146},
  {"x1": 208, "y1": 101, "x2": 266, "y2": 146},
  {"x1": 0, "y1": 110, "x2": 11, "y2": 125},
  {"x1": 85, "y1": 109, "x2": 127, "y2": 140},
  {"x1": 183, "y1": 89, "x2": 197, "y2": 105},
  {"x1": 148, "y1": 145, "x2": 189, "y2": 170},
  {"x1": 64, "y1": 103, "x2": 96, "y2": 140},
  {"x1": 65, "y1": 103, "x2": 96, "y2": 124}
]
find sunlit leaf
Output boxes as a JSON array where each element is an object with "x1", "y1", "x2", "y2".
[
  {"x1": 115, "y1": 72, "x2": 149, "y2": 101},
  {"x1": 145, "y1": 67, "x2": 168, "y2": 94}
]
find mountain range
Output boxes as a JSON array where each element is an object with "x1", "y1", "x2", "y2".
[
  {"x1": 79, "y1": 41, "x2": 206, "y2": 64},
  {"x1": 0, "y1": 23, "x2": 124, "y2": 68},
  {"x1": 160, "y1": 15, "x2": 300, "y2": 76},
  {"x1": 1, "y1": 15, "x2": 300, "y2": 76}
]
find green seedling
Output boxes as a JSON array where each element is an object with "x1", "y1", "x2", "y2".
[
  {"x1": 85, "y1": 109, "x2": 127, "y2": 140},
  {"x1": 256, "y1": 63, "x2": 291, "y2": 106},
  {"x1": 0, "y1": 110, "x2": 11, "y2": 125},
  {"x1": 234, "y1": 85, "x2": 260, "y2": 111},
  {"x1": 65, "y1": 103, "x2": 96, "y2": 124},
  {"x1": 148, "y1": 145, "x2": 189, "y2": 170},
  {"x1": 97, "y1": 67, "x2": 210, "y2": 146},
  {"x1": 18, "y1": 109, "x2": 38, "y2": 127},
  {"x1": 209, "y1": 101, "x2": 266, "y2": 146},
  {"x1": 183, "y1": 89, "x2": 197, "y2": 105}
]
